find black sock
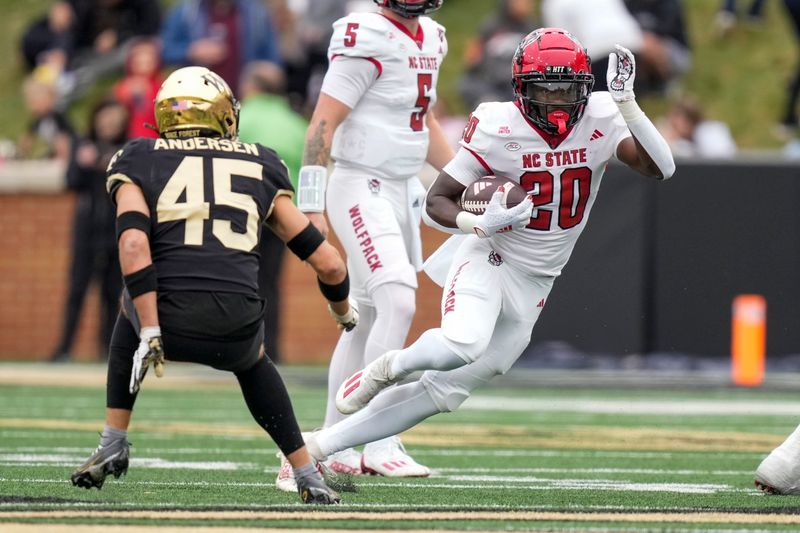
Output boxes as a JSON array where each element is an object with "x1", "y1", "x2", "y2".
[
  {"x1": 106, "y1": 315, "x2": 139, "y2": 410},
  {"x1": 235, "y1": 356, "x2": 305, "y2": 456}
]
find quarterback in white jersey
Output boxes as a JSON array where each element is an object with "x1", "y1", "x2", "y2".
[
  {"x1": 295, "y1": 28, "x2": 676, "y2": 465},
  {"x1": 275, "y1": 0, "x2": 455, "y2": 491}
]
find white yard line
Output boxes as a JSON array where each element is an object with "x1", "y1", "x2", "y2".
[
  {"x1": 464, "y1": 396, "x2": 800, "y2": 416},
  {"x1": 0, "y1": 476, "x2": 752, "y2": 495},
  {"x1": 4, "y1": 509, "x2": 800, "y2": 525},
  {"x1": 0, "y1": 454, "x2": 753, "y2": 476}
]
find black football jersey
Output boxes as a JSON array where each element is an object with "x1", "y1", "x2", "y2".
[{"x1": 107, "y1": 137, "x2": 294, "y2": 295}]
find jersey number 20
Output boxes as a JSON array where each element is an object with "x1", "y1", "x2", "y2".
[
  {"x1": 521, "y1": 167, "x2": 592, "y2": 231},
  {"x1": 157, "y1": 156, "x2": 262, "y2": 251}
]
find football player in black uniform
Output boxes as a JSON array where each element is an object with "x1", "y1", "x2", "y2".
[{"x1": 70, "y1": 66, "x2": 356, "y2": 505}]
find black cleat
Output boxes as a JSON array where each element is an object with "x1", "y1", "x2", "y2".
[
  {"x1": 70, "y1": 439, "x2": 130, "y2": 489},
  {"x1": 297, "y1": 474, "x2": 341, "y2": 504}
]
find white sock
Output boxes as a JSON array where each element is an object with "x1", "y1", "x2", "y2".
[
  {"x1": 316, "y1": 381, "x2": 439, "y2": 457},
  {"x1": 363, "y1": 283, "x2": 416, "y2": 365},
  {"x1": 390, "y1": 328, "x2": 467, "y2": 380},
  {"x1": 323, "y1": 301, "x2": 375, "y2": 428}
]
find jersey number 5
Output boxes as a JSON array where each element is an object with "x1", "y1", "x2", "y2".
[
  {"x1": 157, "y1": 156, "x2": 262, "y2": 251},
  {"x1": 344, "y1": 23, "x2": 359, "y2": 47},
  {"x1": 521, "y1": 167, "x2": 592, "y2": 231},
  {"x1": 410, "y1": 73, "x2": 432, "y2": 132}
]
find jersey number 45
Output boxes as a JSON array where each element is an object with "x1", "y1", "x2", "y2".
[{"x1": 158, "y1": 156, "x2": 262, "y2": 251}]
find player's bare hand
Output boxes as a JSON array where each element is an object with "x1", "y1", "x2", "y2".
[
  {"x1": 607, "y1": 44, "x2": 636, "y2": 102},
  {"x1": 474, "y1": 188, "x2": 533, "y2": 238},
  {"x1": 307, "y1": 212, "x2": 329, "y2": 239},
  {"x1": 129, "y1": 327, "x2": 165, "y2": 394},
  {"x1": 328, "y1": 300, "x2": 359, "y2": 332}
]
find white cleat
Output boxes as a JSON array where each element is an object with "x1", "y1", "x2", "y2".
[
  {"x1": 336, "y1": 350, "x2": 401, "y2": 415},
  {"x1": 362, "y1": 435, "x2": 430, "y2": 478},
  {"x1": 754, "y1": 425, "x2": 800, "y2": 495},
  {"x1": 323, "y1": 448, "x2": 363, "y2": 475},
  {"x1": 275, "y1": 452, "x2": 297, "y2": 493},
  {"x1": 755, "y1": 448, "x2": 800, "y2": 494}
]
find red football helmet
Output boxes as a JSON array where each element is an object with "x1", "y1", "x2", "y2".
[
  {"x1": 512, "y1": 28, "x2": 594, "y2": 135},
  {"x1": 373, "y1": 0, "x2": 443, "y2": 18}
]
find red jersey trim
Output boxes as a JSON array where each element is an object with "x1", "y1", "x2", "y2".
[
  {"x1": 380, "y1": 13, "x2": 425, "y2": 49},
  {"x1": 330, "y1": 53, "x2": 383, "y2": 78},
  {"x1": 464, "y1": 146, "x2": 492, "y2": 173},
  {"x1": 514, "y1": 100, "x2": 574, "y2": 149}
]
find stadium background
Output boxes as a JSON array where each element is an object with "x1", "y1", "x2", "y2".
[
  {"x1": 4, "y1": 2, "x2": 800, "y2": 530},
  {"x1": 0, "y1": 0, "x2": 798, "y2": 364}
]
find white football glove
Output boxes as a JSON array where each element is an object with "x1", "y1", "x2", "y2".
[
  {"x1": 129, "y1": 326, "x2": 165, "y2": 394},
  {"x1": 473, "y1": 188, "x2": 533, "y2": 238},
  {"x1": 329, "y1": 299, "x2": 359, "y2": 332},
  {"x1": 607, "y1": 44, "x2": 636, "y2": 102}
]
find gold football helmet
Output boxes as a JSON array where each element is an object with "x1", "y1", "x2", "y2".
[{"x1": 154, "y1": 66, "x2": 239, "y2": 139}]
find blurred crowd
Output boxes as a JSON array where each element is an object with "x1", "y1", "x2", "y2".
[
  {"x1": 11, "y1": 0, "x2": 800, "y2": 360},
  {"x1": 19, "y1": 0, "x2": 800, "y2": 173}
]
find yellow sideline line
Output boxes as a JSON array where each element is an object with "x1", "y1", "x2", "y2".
[
  {"x1": 0, "y1": 367, "x2": 229, "y2": 390},
  {"x1": 0, "y1": 526, "x2": 545, "y2": 533},
  {"x1": 0, "y1": 526, "x2": 509, "y2": 533},
  {"x1": 0, "y1": 417, "x2": 781, "y2": 452},
  {"x1": 3, "y1": 510, "x2": 800, "y2": 525}
]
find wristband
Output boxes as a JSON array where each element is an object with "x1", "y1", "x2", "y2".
[
  {"x1": 615, "y1": 99, "x2": 646, "y2": 123},
  {"x1": 297, "y1": 165, "x2": 327, "y2": 213},
  {"x1": 455, "y1": 211, "x2": 479, "y2": 235},
  {"x1": 124, "y1": 264, "x2": 158, "y2": 298},
  {"x1": 318, "y1": 272, "x2": 350, "y2": 302},
  {"x1": 139, "y1": 326, "x2": 161, "y2": 341}
]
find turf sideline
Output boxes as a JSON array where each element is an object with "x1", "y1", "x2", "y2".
[{"x1": 3, "y1": 510, "x2": 800, "y2": 525}]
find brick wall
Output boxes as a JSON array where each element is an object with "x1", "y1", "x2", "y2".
[{"x1": 0, "y1": 193, "x2": 449, "y2": 363}]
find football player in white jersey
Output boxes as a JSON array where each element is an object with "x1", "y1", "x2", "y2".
[
  {"x1": 276, "y1": 0, "x2": 455, "y2": 491},
  {"x1": 294, "y1": 28, "x2": 676, "y2": 464}
]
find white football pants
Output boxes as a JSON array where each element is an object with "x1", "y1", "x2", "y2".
[
  {"x1": 323, "y1": 167, "x2": 424, "y2": 428},
  {"x1": 315, "y1": 236, "x2": 555, "y2": 456}
]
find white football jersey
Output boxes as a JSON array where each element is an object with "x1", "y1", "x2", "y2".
[
  {"x1": 456, "y1": 92, "x2": 631, "y2": 276},
  {"x1": 328, "y1": 12, "x2": 448, "y2": 179}
]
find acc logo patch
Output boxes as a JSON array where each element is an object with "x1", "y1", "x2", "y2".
[{"x1": 504, "y1": 142, "x2": 521, "y2": 152}]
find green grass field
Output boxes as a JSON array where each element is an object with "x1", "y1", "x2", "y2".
[{"x1": 2, "y1": 363, "x2": 800, "y2": 532}]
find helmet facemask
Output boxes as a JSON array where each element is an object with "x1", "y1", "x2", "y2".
[
  {"x1": 374, "y1": 0, "x2": 443, "y2": 18},
  {"x1": 517, "y1": 74, "x2": 593, "y2": 135},
  {"x1": 511, "y1": 28, "x2": 594, "y2": 135}
]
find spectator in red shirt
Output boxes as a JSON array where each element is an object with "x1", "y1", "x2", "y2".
[{"x1": 113, "y1": 38, "x2": 163, "y2": 139}]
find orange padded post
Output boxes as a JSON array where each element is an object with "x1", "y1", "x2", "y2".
[{"x1": 731, "y1": 294, "x2": 766, "y2": 387}]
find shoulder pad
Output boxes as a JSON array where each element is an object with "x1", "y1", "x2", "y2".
[
  {"x1": 257, "y1": 144, "x2": 294, "y2": 193},
  {"x1": 107, "y1": 137, "x2": 150, "y2": 176},
  {"x1": 585, "y1": 92, "x2": 622, "y2": 119},
  {"x1": 459, "y1": 102, "x2": 517, "y2": 157},
  {"x1": 329, "y1": 13, "x2": 390, "y2": 60},
  {"x1": 106, "y1": 138, "x2": 152, "y2": 202},
  {"x1": 420, "y1": 17, "x2": 448, "y2": 56}
]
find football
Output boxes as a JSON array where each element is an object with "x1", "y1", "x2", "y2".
[{"x1": 460, "y1": 176, "x2": 527, "y2": 215}]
